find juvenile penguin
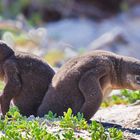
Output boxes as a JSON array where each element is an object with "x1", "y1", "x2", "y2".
[
  {"x1": 38, "y1": 50, "x2": 140, "y2": 120},
  {"x1": 0, "y1": 41, "x2": 55, "y2": 116}
]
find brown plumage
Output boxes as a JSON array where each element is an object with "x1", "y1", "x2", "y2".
[
  {"x1": 0, "y1": 41, "x2": 55, "y2": 116},
  {"x1": 38, "y1": 50, "x2": 140, "y2": 121}
]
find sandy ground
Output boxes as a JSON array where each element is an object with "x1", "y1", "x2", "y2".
[{"x1": 94, "y1": 104, "x2": 140, "y2": 140}]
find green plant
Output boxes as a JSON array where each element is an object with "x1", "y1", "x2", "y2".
[
  {"x1": 62, "y1": 129, "x2": 76, "y2": 140},
  {"x1": 60, "y1": 108, "x2": 77, "y2": 129},
  {"x1": 108, "y1": 128, "x2": 124, "y2": 140},
  {"x1": 0, "y1": 107, "x2": 124, "y2": 140},
  {"x1": 5, "y1": 106, "x2": 21, "y2": 119},
  {"x1": 89, "y1": 121, "x2": 108, "y2": 140},
  {"x1": 102, "y1": 89, "x2": 140, "y2": 107},
  {"x1": 0, "y1": 107, "x2": 57, "y2": 140},
  {"x1": 121, "y1": 90, "x2": 140, "y2": 103},
  {"x1": 76, "y1": 112, "x2": 88, "y2": 130},
  {"x1": 88, "y1": 121, "x2": 124, "y2": 140},
  {"x1": 60, "y1": 108, "x2": 88, "y2": 130},
  {"x1": 44, "y1": 111, "x2": 57, "y2": 121}
]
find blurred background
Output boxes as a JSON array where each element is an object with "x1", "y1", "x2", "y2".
[{"x1": 0, "y1": 0, "x2": 140, "y2": 67}]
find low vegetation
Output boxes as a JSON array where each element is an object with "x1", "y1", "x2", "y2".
[
  {"x1": 102, "y1": 90, "x2": 140, "y2": 107},
  {"x1": 0, "y1": 107, "x2": 124, "y2": 140}
]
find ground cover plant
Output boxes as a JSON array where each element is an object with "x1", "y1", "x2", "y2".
[
  {"x1": 102, "y1": 90, "x2": 140, "y2": 107},
  {"x1": 0, "y1": 107, "x2": 124, "y2": 140}
]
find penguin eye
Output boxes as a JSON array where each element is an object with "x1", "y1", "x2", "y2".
[{"x1": 135, "y1": 75, "x2": 140, "y2": 84}]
